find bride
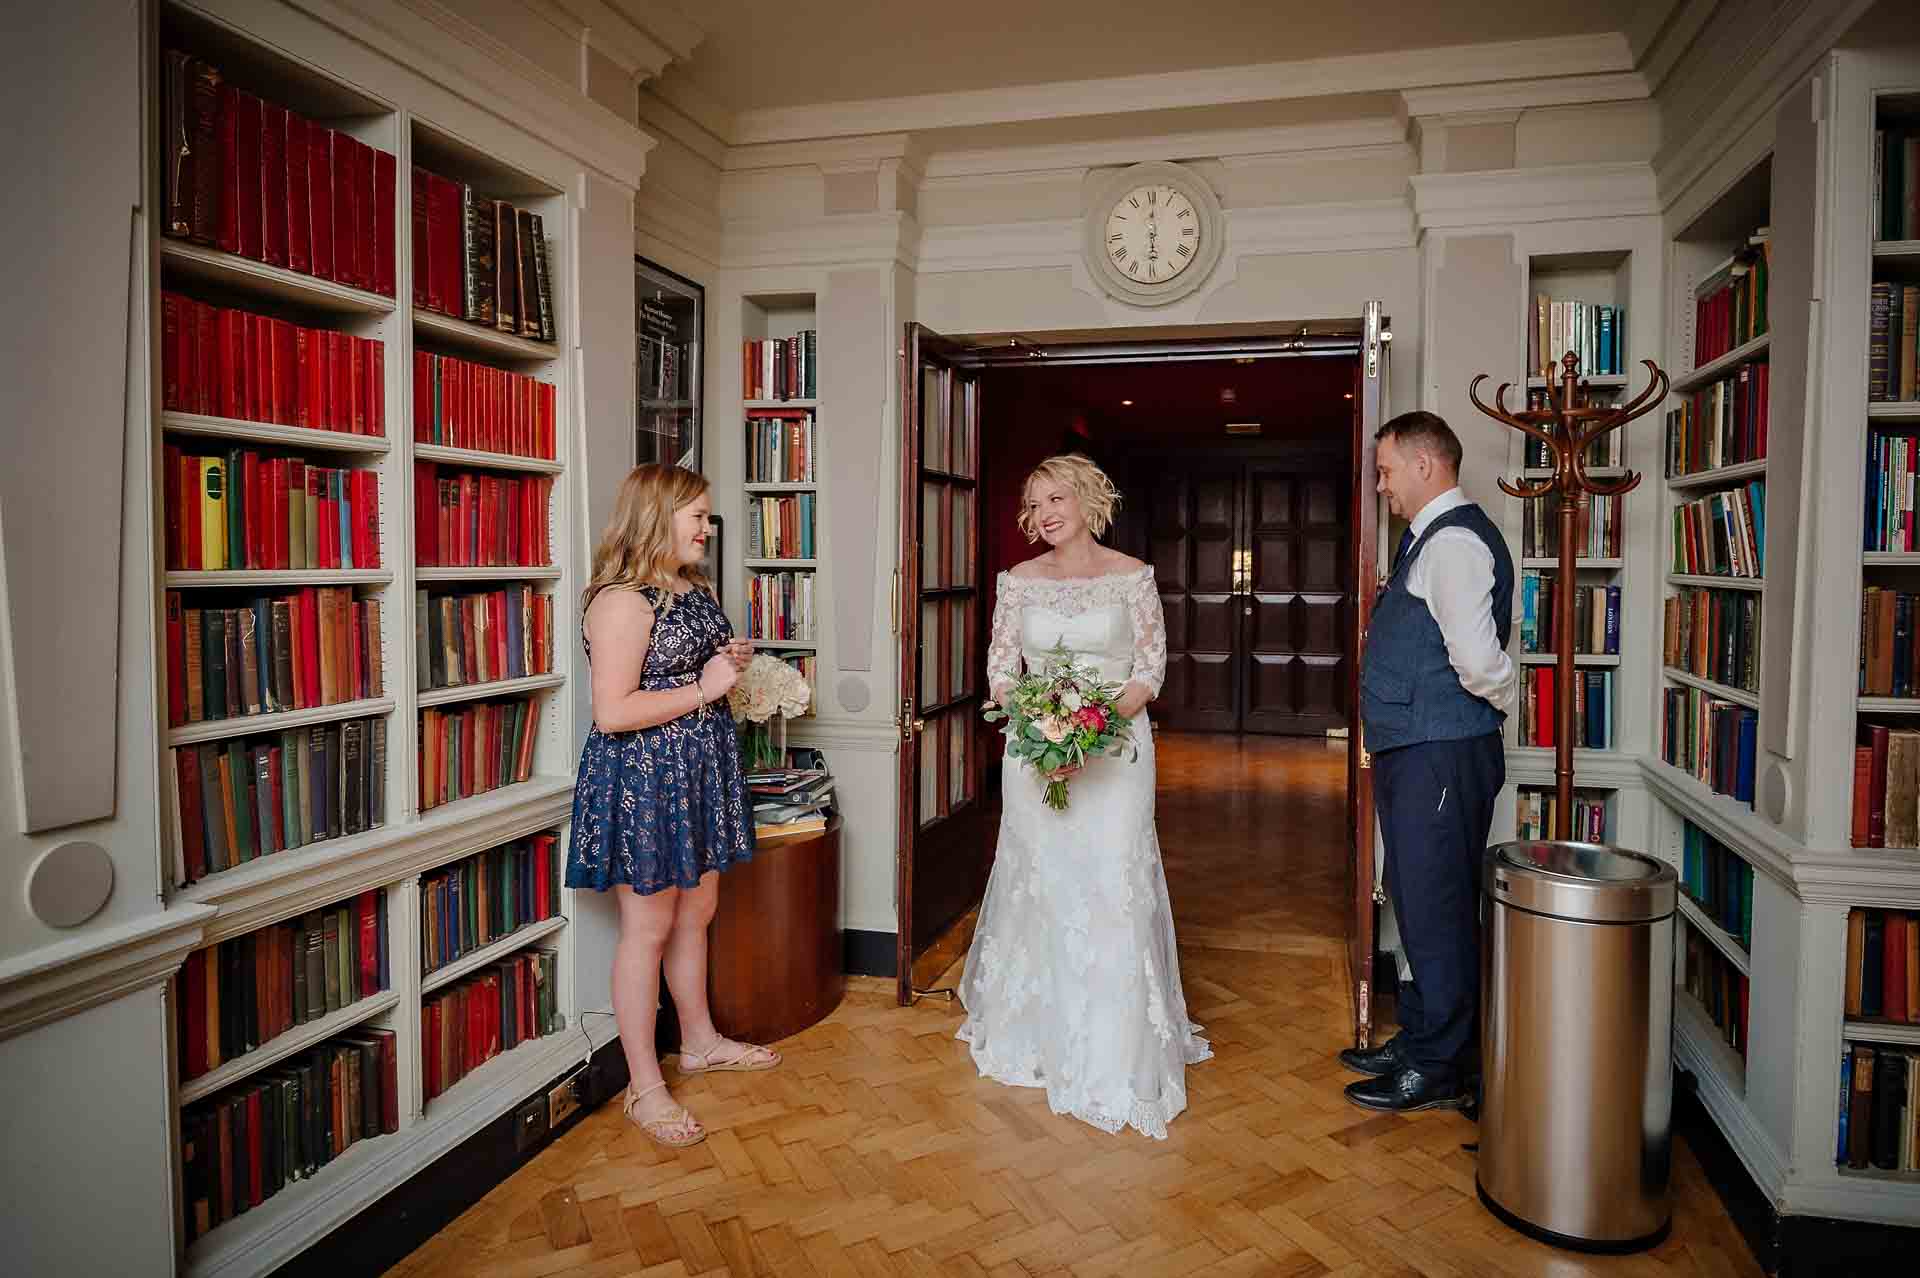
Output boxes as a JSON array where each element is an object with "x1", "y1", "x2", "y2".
[{"x1": 955, "y1": 452, "x2": 1210, "y2": 1139}]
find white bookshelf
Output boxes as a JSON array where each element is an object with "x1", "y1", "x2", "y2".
[{"x1": 142, "y1": 3, "x2": 611, "y2": 1273}]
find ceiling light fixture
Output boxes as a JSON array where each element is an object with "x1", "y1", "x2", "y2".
[{"x1": 1121, "y1": 399, "x2": 1133, "y2": 406}]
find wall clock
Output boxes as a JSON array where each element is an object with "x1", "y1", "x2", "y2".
[{"x1": 1084, "y1": 161, "x2": 1226, "y2": 307}]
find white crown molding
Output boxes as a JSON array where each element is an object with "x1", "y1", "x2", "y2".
[
  {"x1": 599, "y1": 0, "x2": 704, "y2": 63},
  {"x1": 727, "y1": 133, "x2": 919, "y2": 174},
  {"x1": 1411, "y1": 162, "x2": 1659, "y2": 229},
  {"x1": 0, "y1": 904, "x2": 215, "y2": 1042},
  {"x1": 727, "y1": 33, "x2": 1635, "y2": 146},
  {"x1": 721, "y1": 210, "x2": 922, "y2": 271},
  {"x1": 1652, "y1": 0, "x2": 1877, "y2": 215},
  {"x1": 915, "y1": 218, "x2": 1082, "y2": 273},
  {"x1": 281, "y1": 0, "x2": 656, "y2": 186},
  {"x1": 647, "y1": 70, "x2": 740, "y2": 150},
  {"x1": 1630, "y1": 0, "x2": 1721, "y2": 97},
  {"x1": 637, "y1": 180, "x2": 724, "y2": 267},
  {"x1": 1399, "y1": 71, "x2": 1650, "y2": 120},
  {"x1": 919, "y1": 117, "x2": 1409, "y2": 182},
  {"x1": 639, "y1": 86, "x2": 730, "y2": 169},
  {"x1": 530, "y1": 0, "x2": 675, "y2": 80}
]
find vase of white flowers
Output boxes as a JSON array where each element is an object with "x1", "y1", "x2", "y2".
[{"x1": 727, "y1": 654, "x2": 813, "y2": 770}]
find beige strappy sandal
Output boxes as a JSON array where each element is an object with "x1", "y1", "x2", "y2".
[
  {"x1": 678, "y1": 1037, "x2": 781, "y2": 1074},
  {"x1": 623, "y1": 1081, "x2": 705, "y2": 1147}
]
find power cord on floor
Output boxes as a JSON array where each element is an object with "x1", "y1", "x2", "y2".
[{"x1": 579, "y1": 1008, "x2": 617, "y2": 1073}]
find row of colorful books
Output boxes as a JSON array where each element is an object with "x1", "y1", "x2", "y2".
[
  {"x1": 1664, "y1": 587, "x2": 1760, "y2": 695},
  {"x1": 743, "y1": 332, "x2": 817, "y2": 402},
  {"x1": 1520, "y1": 492, "x2": 1622, "y2": 559},
  {"x1": 171, "y1": 717, "x2": 387, "y2": 886},
  {"x1": 179, "y1": 1028, "x2": 398, "y2": 1244},
  {"x1": 1665, "y1": 363, "x2": 1768, "y2": 478},
  {"x1": 413, "y1": 465, "x2": 553, "y2": 569},
  {"x1": 1681, "y1": 915, "x2": 1749, "y2": 1059},
  {"x1": 1860, "y1": 588, "x2": 1920, "y2": 698},
  {"x1": 1854, "y1": 725, "x2": 1920, "y2": 849},
  {"x1": 747, "y1": 570, "x2": 817, "y2": 643},
  {"x1": 161, "y1": 292, "x2": 385, "y2": 435},
  {"x1": 1865, "y1": 429, "x2": 1920, "y2": 552},
  {"x1": 1838, "y1": 1042, "x2": 1918, "y2": 1173},
  {"x1": 421, "y1": 835, "x2": 563, "y2": 975},
  {"x1": 412, "y1": 350, "x2": 558, "y2": 459},
  {"x1": 1518, "y1": 576, "x2": 1619, "y2": 656},
  {"x1": 1516, "y1": 668, "x2": 1614, "y2": 749},
  {"x1": 1680, "y1": 820, "x2": 1754, "y2": 950},
  {"x1": 1845, "y1": 908, "x2": 1919, "y2": 1023},
  {"x1": 1693, "y1": 228, "x2": 1769, "y2": 366},
  {"x1": 1670, "y1": 482, "x2": 1765, "y2": 579},
  {"x1": 166, "y1": 589, "x2": 380, "y2": 726},
  {"x1": 415, "y1": 587, "x2": 554, "y2": 693},
  {"x1": 747, "y1": 493, "x2": 817, "y2": 560},
  {"x1": 412, "y1": 169, "x2": 555, "y2": 343},
  {"x1": 419, "y1": 696, "x2": 542, "y2": 812},
  {"x1": 747, "y1": 410, "x2": 817, "y2": 485},
  {"x1": 422, "y1": 948, "x2": 562, "y2": 1101},
  {"x1": 1515, "y1": 787, "x2": 1607, "y2": 842},
  {"x1": 166, "y1": 450, "x2": 379, "y2": 574},
  {"x1": 1529, "y1": 297, "x2": 1626, "y2": 379},
  {"x1": 1661, "y1": 686, "x2": 1757, "y2": 807},
  {"x1": 160, "y1": 50, "x2": 396, "y2": 296},
  {"x1": 178, "y1": 889, "x2": 390, "y2": 1083}
]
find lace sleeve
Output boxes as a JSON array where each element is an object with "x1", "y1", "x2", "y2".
[
  {"x1": 986, "y1": 578, "x2": 1023, "y2": 703},
  {"x1": 1127, "y1": 568, "x2": 1167, "y2": 698}
]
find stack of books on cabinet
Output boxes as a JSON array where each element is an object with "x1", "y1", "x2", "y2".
[
  {"x1": 150, "y1": 4, "x2": 586, "y2": 1271},
  {"x1": 742, "y1": 298, "x2": 821, "y2": 712}
]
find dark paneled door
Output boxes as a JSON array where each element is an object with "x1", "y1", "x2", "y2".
[
  {"x1": 1243, "y1": 466, "x2": 1350, "y2": 735},
  {"x1": 1150, "y1": 467, "x2": 1242, "y2": 732},
  {"x1": 1142, "y1": 455, "x2": 1351, "y2": 736}
]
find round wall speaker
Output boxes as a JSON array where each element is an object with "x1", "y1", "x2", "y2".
[
  {"x1": 28, "y1": 841, "x2": 115, "y2": 928},
  {"x1": 1760, "y1": 761, "x2": 1793, "y2": 826},
  {"x1": 836, "y1": 676, "x2": 870, "y2": 714}
]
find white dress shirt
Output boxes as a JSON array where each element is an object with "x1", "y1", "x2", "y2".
[{"x1": 1403, "y1": 487, "x2": 1517, "y2": 714}]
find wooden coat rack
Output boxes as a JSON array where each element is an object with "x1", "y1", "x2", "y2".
[{"x1": 1471, "y1": 351, "x2": 1668, "y2": 841}]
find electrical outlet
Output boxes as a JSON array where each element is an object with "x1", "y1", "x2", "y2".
[
  {"x1": 548, "y1": 1065, "x2": 586, "y2": 1128},
  {"x1": 513, "y1": 1096, "x2": 549, "y2": 1153}
]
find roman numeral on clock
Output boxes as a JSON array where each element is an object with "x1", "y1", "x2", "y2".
[
  {"x1": 1112, "y1": 246, "x2": 1128, "y2": 262},
  {"x1": 1177, "y1": 207, "x2": 1192, "y2": 219},
  {"x1": 1177, "y1": 243, "x2": 1192, "y2": 258},
  {"x1": 1108, "y1": 233, "x2": 1123, "y2": 243}
]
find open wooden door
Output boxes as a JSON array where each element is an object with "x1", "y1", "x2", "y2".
[
  {"x1": 1347, "y1": 300, "x2": 1391, "y2": 1048},
  {"x1": 896, "y1": 324, "x2": 989, "y2": 1005}
]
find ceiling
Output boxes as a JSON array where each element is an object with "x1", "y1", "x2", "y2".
[
  {"x1": 982, "y1": 351, "x2": 1361, "y2": 447},
  {"x1": 671, "y1": 0, "x2": 1646, "y2": 115}
]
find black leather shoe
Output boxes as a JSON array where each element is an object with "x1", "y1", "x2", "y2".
[
  {"x1": 1337, "y1": 1035, "x2": 1405, "y2": 1078},
  {"x1": 1343, "y1": 1065, "x2": 1469, "y2": 1113}
]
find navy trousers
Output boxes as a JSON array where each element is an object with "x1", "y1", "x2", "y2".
[{"x1": 1373, "y1": 731, "x2": 1505, "y2": 1083}]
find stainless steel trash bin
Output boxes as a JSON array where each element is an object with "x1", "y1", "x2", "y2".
[{"x1": 1478, "y1": 839, "x2": 1677, "y2": 1252}]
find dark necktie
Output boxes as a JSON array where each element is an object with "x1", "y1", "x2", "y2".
[{"x1": 1392, "y1": 527, "x2": 1415, "y2": 574}]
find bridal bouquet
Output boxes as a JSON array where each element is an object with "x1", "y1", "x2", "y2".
[
  {"x1": 983, "y1": 640, "x2": 1138, "y2": 811},
  {"x1": 727, "y1": 653, "x2": 812, "y2": 769}
]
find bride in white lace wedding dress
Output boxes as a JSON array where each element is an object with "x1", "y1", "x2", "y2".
[{"x1": 955, "y1": 454, "x2": 1210, "y2": 1140}]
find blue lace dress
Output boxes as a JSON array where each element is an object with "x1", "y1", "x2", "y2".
[{"x1": 567, "y1": 586, "x2": 755, "y2": 895}]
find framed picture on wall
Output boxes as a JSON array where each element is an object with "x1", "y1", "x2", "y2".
[{"x1": 636, "y1": 256, "x2": 703, "y2": 471}]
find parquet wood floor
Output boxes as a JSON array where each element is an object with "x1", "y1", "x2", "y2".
[{"x1": 391, "y1": 734, "x2": 1763, "y2": 1278}]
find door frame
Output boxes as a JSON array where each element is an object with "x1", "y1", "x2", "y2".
[{"x1": 894, "y1": 320, "x2": 1382, "y2": 1009}]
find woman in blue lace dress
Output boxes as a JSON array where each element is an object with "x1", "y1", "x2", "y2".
[{"x1": 569, "y1": 463, "x2": 780, "y2": 1148}]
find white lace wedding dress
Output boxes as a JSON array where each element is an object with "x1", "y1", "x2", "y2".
[{"x1": 955, "y1": 564, "x2": 1211, "y2": 1139}]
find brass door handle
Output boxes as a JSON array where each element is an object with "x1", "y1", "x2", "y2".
[{"x1": 912, "y1": 718, "x2": 926, "y2": 734}]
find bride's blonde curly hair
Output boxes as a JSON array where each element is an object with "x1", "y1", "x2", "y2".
[{"x1": 1018, "y1": 453, "x2": 1121, "y2": 542}]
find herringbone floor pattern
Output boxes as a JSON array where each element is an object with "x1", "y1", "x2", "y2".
[{"x1": 391, "y1": 735, "x2": 1762, "y2": 1278}]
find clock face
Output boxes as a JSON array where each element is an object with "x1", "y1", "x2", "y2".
[{"x1": 1104, "y1": 183, "x2": 1200, "y2": 286}]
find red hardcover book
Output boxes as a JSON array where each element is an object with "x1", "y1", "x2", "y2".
[
  {"x1": 219, "y1": 309, "x2": 247, "y2": 419},
  {"x1": 349, "y1": 338, "x2": 366, "y2": 435},
  {"x1": 331, "y1": 332, "x2": 353, "y2": 435},
  {"x1": 1869, "y1": 724, "x2": 1892, "y2": 847},
  {"x1": 234, "y1": 90, "x2": 263, "y2": 260},
  {"x1": 217, "y1": 84, "x2": 241, "y2": 254},
  {"x1": 358, "y1": 890, "x2": 379, "y2": 996},
  {"x1": 421, "y1": 1000, "x2": 437, "y2": 1099},
  {"x1": 179, "y1": 453, "x2": 202, "y2": 571},
  {"x1": 259, "y1": 102, "x2": 288, "y2": 267},
  {"x1": 196, "y1": 301, "x2": 219, "y2": 418},
  {"x1": 332, "y1": 133, "x2": 359, "y2": 289},
  {"x1": 273, "y1": 318, "x2": 296, "y2": 426},
  {"x1": 178, "y1": 747, "x2": 207, "y2": 883},
  {"x1": 308, "y1": 126, "x2": 336, "y2": 280},
  {"x1": 1887, "y1": 914, "x2": 1911, "y2": 1024},
  {"x1": 422, "y1": 172, "x2": 450, "y2": 314},
  {"x1": 367, "y1": 342, "x2": 385, "y2": 437},
  {"x1": 267, "y1": 744, "x2": 285, "y2": 854},
  {"x1": 291, "y1": 326, "x2": 313, "y2": 430},
  {"x1": 162, "y1": 293, "x2": 185, "y2": 411},
  {"x1": 354, "y1": 140, "x2": 377, "y2": 294},
  {"x1": 540, "y1": 383, "x2": 556, "y2": 459},
  {"x1": 270, "y1": 459, "x2": 289, "y2": 570},
  {"x1": 300, "y1": 586, "x2": 322, "y2": 707},
  {"x1": 285, "y1": 114, "x2": 311, "y2": 274},
  {"x1": 373, "y1": 149, "x2": 396, "y2": 297},
  {"x1": 414, "y1": 352, "x2": 431, "y2": 443},
  {"x1": 247, "y1": 312, "x2": 268, "y2": 423},
  {"x1": 410, "y1": 165, "x2": 430, "y2": 308},
  {"x1": 359, "y1": 471, "x2": 380, "y2": 569}
]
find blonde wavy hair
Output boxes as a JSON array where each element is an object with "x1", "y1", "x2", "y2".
[
  {"x1": 582, "y1": 464, "x2": 712, "y2": 618},
  {"x1": 1017, "y1": 453, "x2": 1121, "y2": 542}
]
